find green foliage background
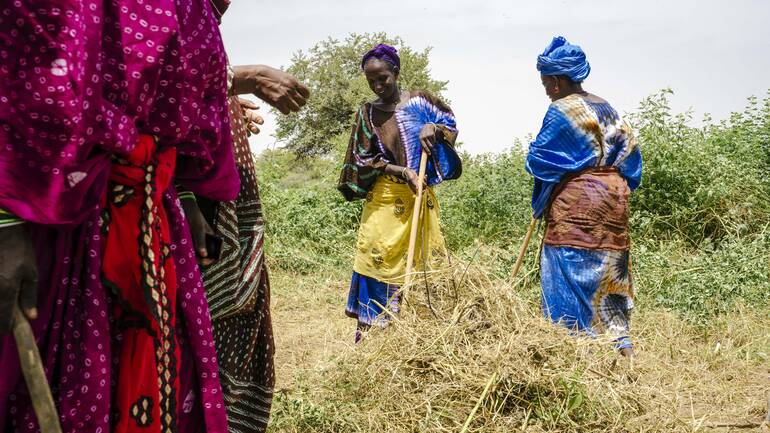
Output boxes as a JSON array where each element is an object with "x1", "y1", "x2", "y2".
[
  {"x1": 257, "y1": 34, "x2": 769, "y2": 432},
  {"x1": 256, "y1": 32, "x2": 770, "y2": 324},
  {"x1": 257, "y1": 90, "x2": 770, "y2": 324},
  {"x1": 275, "y1": 33, "x2": 448, "y2": 156}
]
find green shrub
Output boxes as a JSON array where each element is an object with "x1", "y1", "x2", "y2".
[
  {"x1": 255, "y1": 150, "x2": 361, "y2": 273},
  {"x1": 436, "y1": 149, "x2": 533, "y2": 250},
  {"x1": 629, "y1": 90, "x2": 770, "y2": 246},
  {"x1": 254, "y1": 91, "x2": 770, "y2": 322},
  {"x1": 633, "y1": 234, "x2": 770, "y2": 323}
]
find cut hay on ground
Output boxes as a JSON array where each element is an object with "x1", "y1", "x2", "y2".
[{"x1": 269, "y1": 261, "x2": 770, "y2": 433}]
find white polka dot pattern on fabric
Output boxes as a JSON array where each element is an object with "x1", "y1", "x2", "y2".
[
  {"x1": 0, "y1": 0, "x2": 235, "y2": 432},
  {"x1": 165, "y1": 189, "x2": 229, "y2": 433},
  {"x1": 50, "y1": 58, "x2": 69, "y2": 77},
  {"x1": 0, "y1": 0, "x2": 238, "y2": 226}
]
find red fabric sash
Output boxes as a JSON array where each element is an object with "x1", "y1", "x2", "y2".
[{"x1": 102, "y1": 135, "x2": 180, "y2": 433}]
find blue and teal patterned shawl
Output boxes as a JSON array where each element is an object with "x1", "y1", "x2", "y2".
[
  {"x1": 395, "y1": 96, "x2": 461, "y2": 186},
  {"x1": 338, "y1": 92, "x2": 461, "y2": 201},
  {"x1": 526, "y1": 94, "x2": 642, "y2": 218}
]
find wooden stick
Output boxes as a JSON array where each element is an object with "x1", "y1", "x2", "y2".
[
  {"x1": 404, "y1": 150, "x2": 428, "y2": 287},
  {"x1": 510, "y1": 217, "x2": 538, "y2": 280},
  {"x1": 13, "y1": 305, "x2": 63, "y2": 433}
]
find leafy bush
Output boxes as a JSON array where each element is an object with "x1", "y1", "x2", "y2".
[
  {"x1": 256, "y1": 91, "x2": 770, "y2": 322},
  {"x1": 276, "y1": 32, "x2": 449, "y2": 157},
  {"x1": 633, "y1": 234, "x2": 770, "y2": 322},
  {"x1": 256, "y1": 150, "x2": 361, "y2": 273},
  {"x1": 437, "y1": 149, "x2": 533, "y2": 250},
  {"x1": 629, "y1": 89, "x2": 770, "y2": 246}
]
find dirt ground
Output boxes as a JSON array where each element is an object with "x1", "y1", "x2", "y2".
[{"x1": 270, "y1": 270, "x2": 352, "y2": 390}]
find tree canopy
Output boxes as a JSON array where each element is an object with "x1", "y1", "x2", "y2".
[{"x1": 275, "y1": 33, "x2": 449, "y2": 157}]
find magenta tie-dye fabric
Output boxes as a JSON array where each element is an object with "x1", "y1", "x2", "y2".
[
  {"x1": 0, "y1": 0, "x2": 239, "y2": 226},
  {"x1": 0, "y1": 0, "x2": 239, "y2": 432}
]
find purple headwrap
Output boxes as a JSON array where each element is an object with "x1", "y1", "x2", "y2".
[{"x1": 361, "y1": 44, "x2": 401, "y2": 70}]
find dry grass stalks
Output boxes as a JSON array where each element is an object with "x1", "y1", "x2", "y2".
[{"x1": 270, "y1": 260, "x2": 770, "y2": 433}]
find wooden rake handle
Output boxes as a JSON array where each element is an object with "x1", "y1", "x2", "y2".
[
  {"x1": 404, "y1": 150, "x2": 429, "y2": 287},
  {"x1": 12, "y1": 304, "x2": 62, "y2": 433},
  {"x1": 510, "y1": 217, "x2": 538, "y2": 280}
]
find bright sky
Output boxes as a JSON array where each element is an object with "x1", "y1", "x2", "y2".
[{"x1": 220, "y1": 0, "x2": 770, "y2": 155}]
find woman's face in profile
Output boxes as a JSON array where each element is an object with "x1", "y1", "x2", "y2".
[{"x1": 541, "y1": 75, "x2": 560, "y2": 102}]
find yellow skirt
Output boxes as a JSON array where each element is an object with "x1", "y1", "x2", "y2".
[{"x1": 353, "y1": 175, "x2": 447, "y2": 285}]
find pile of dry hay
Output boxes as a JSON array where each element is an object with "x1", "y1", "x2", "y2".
[{"x1": 272, "y1": 261, "x2": 770, "y2": 433}]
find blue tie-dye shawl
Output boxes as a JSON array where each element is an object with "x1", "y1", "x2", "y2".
[
  {"x1": 526, "y1": 93, "x2": 642, "y2": 350},
  {"x1": 338, "y1": 93, "x2": 461, "y2": 201},
  {"x1": 526, "y1": 94, "x2": 642, "y2": 218},
  {"x1": 395, "y1": 96, "x2": 462, "y2": 186}
]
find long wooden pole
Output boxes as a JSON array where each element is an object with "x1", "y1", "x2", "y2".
[
  {"x1": 13, "y1": 305, "x2": 62, "y2": 433},
  {"x1": 404, "y1": 150, "x2": 428, "y2": 287},
  {"x1": 510, "y1": 217, "x2": 538, "y2": 280}
]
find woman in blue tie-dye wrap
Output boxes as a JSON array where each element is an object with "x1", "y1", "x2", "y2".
[{"x1": 526, "y1": 36, "x2": 643, "y2": 356}]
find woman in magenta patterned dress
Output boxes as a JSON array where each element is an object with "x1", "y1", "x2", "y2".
[
  {"x1": 0, "y1": 1, "x2": 240, "y2": 432},
  {"x1": 180, "y1": 2, "x2": 310, "y2": 432}
]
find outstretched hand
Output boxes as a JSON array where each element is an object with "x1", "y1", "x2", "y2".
[
  {"x1": 232, "y1": 65, "x2": 310, "y2": 115},
  {"x1": 0, "y1": 225, "x2": 38, "y2": 334}
]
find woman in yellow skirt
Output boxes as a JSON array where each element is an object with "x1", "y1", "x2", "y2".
[{"x1": 338, "y1": 44, "x2": 462, "y2": 341}]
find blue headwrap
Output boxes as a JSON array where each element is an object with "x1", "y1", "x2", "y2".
[{"x1": 537, "y1": 36, "x2": 591, "y2": 83}]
